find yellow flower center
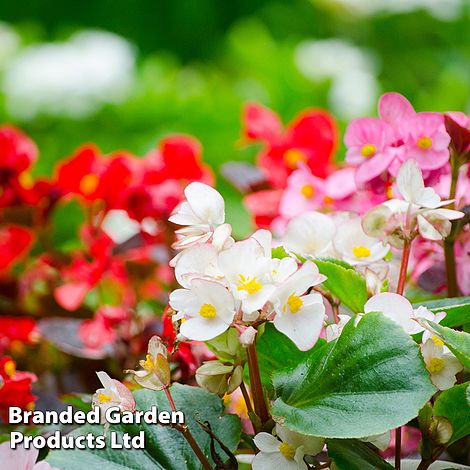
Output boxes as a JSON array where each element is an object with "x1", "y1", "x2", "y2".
[
  {"x1": 97, "y1": 393, "x2": 113, "y2": 403},
  {"x1": 417, "y1": 136, "x2": 432, "y2": 150},
  {"x1": 283, "y1": 149, "x2": 307, "y2": 169},
  {"x1": 278, "y1": 441, "x2": 296, "y2": 460},
  {"x1": 18, "y1": 172, "x2": 34, "y2": 190},
  {"x1": 287, "y1": 294, "x2": 303, "y2": 314},
  {"x1": 431, "y1": 335, "x2": 444, "y2": 346},
  {"x1": 323, "y1": 195, "x2": 334, "y2": 205},
  {"x1": 300, "y1": 184, "x2": 315, "y2": 199},
  {"x1": 237, "y1": 275, "x2": 262, "y2": 295},
  {"x1": 79, "y1": 173, "x2": 99, "y2": 195},
  {"x1": 428, "y1": 357, "x2": 445, "y2": 374},
  {"x1": 199, "y1": 303, "x2": 217, "y2": 318},
  {"x1": 353, "y1": 245, "x2": 371, "y2": 258},
  {"x1": 4, "y1": 360, "x2": 16, "y2": 378},
  {"x1": 360, "y1": 144, "x2": 376, "y2": 157},
  {"x1": 142, "y1": 354, "x2": 154, "y2": 371}
]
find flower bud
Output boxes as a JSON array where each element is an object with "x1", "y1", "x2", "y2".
[
  {"x1": 239, "y1": 326, "x2": 257, "y2": 346},
  {"x1": 195, "y1": 360, "x2": 242, "y2": 397},
  {"x1": 206, "y1": 327, "x2": 242, "y2": 361},
  {"x1": 125, "y1": 336, "x2": 171, "y2": 391}
]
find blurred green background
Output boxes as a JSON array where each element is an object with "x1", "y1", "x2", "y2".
[{"x1": 0, "y1": 0, "x2": 469, "y2": 235}]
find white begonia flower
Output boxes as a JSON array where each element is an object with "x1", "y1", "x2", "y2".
[
  {"x1": 413, "y1": 307, "x2": 446, "y2": 343},
  {"x1": 364, "y1": 292, "x2": 425, "y2": 335},
  {"x1": 333, "y1": 217, "x2": 389, "y2": 266},
  {"x1": 92, "y1": 371, "x2": 136, "y2": 426},
  {"x1": 169, "y1": 278, "x2": 236, "y2": 341},
  {"x1": 174, "y1": 244, "x2": 222, "y2": 288},
  {"x1": 325, "y1": 314, "x2": 351, "y2": 342},
  {"x1": 253, "y1": 424, "x2": 324, "y2": 470},
  {"x1": 363, "y1": 160, "x2": 464, "y2": 244},
  {"x1": 283, "y1": 212, "x2": 336, "y2": 258},
  {"x1": 421, "y1": 338, "x2": 463, "y2": 390},
  {"x1": 269, "y1": 261, "x2": 327, "y2": 351},
  {"x1": 252, "y1": 228, "x2": 298, "y2": 283},
  {"x1": 218, "y1": 236, "x2": 276, "y2": 318},
  {"x1": 169, "y1": 182, "x2": 226, "y2": 249}
]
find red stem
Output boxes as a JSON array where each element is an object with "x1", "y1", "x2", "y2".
[
  {"x1": 395, "y1": 238, "x2": 412, "y2": 470},
  {"x1": 247, "y1": 342, "x2": 269, "y2": 425}
]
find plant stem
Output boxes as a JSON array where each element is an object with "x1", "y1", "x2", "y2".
[
  {"x1": 164, "y1": 387, "x2": 213, "y2": 470},
  {"x1": 247, "y1": 341, "x2": 269, "y2": 425},
  {"x1": 396, "y1": 239, "x2": 411, "y2": 296},
  {"x1": 239, "y1": 381, "x2": 254, "y2": 415},
  {"x1": 395, "y1": 238, "x2": 412, "y2": 470},
  {"x1": 395, "y1": 427, "x2": 402, "y2": 470},
  {"x1": 444, "y1": 156, "x2": 460, "y2": 297},
  {"x1": 416, "y1": 459, "x2": 433, "y2": 470}
]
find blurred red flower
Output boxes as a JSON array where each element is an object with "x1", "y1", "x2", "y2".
[
  {"x1": 0, "y1": 356, "x2": 37, "y2": 423},
  {"x1": 0, "y1": 225, "x2": 35, "y2": 272},
  {"x1": 242, "y1": 103, "x2": 337, "y2": 188}
]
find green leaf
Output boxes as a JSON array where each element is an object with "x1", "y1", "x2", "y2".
[
  {"x1": 327, "y1": 439, "x2": 394, "y2": 470},
  {"x1": 313, "y1": 258, "x2": 368, "y2": 313},
  {"x1": 252, "y1": 323, "x2": 326, "y2": 397},
  {"x1": 271, "y1": 246, "x2": 290, "y2": 259},
  {"x1": 47, "y1": 384, "x2": 241, "y2": 470},
  {"x1": 272, "y1": 312, "x2": 435, "y2": 438},
  {"x1": 414, "y1": 297, "x2": 470, "y2": 327},
  {"x1": 434, "y1": 382, "x2": 470, "y2": 446},
  {"x1": 421, "y1": 320, "x2": 470, "y2": 369},
  {"x1": 51, "y1": 199, "x2": 85, "y2": 251}
]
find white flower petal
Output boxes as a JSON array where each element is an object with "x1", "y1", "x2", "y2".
[
  {"x1": 180, "y1": 316, "x2": 230, "y2": 341},
  {"x1": 252, "y1": 452, "x2": 302, "y2": 470},
  {"x1": 364, "y1": 293, "x2": 415, "y2": 333},
  {"x1": 283, "y1": 212, "x2": 336, "y2": 257},
  {"x1": 190, "y1": 278, "x2": 236, "y2": 322},
  {"x1": 253, "y1": 433, "x2": 281, "y2": 453},
  {"x1": 184, "y1": 182, "x2": 225, "y2": 225},
  {"x1": 396, "y1": 159, "x2": 426, "y2": 204},
  {"x1": 169, "y1": 288, "x2": 200, "y2": 316},
  {"x1": 273, "y1": 300, "x2": 325, "y2": 351},
  {"x1": 174, "y1": 245, "x2": 220, "y2": 288},
  {"x1": 417, "y1": 214, "x2": 443, "y2": 241}
]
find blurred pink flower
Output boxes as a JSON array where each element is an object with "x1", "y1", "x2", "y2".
[
  {"x1": 0, "y1": 442, "x2": 58, "y2": 470},
  {"x1": 345, "y1": 117, "x2": 397, "y2": 186},
  {"x1": 278, "y1": 165, "x2": 326, "y2": 218}
]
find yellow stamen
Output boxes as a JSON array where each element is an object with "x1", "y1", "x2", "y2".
[
  {"x1": 428, "y1": 357, "x2": 445, "y2": 374},
  {"x1": 18, "y1": 172, "x2": 34, "y2": 190},
  {"x1": 199, "y1": 303, "x2": 217, "y2": 318},
  {"x1": 417, "y1": 136, "x2": 432, "y2": 150},
  {"x1": 26, "y1": 402, "x2": 35, "y2": 411},
  {"x1": 97, "y1": 393, "x2": 113, "y2": 403},
  {"x1": 278, "y1": 441, "x2": 295, "y2": 460},
  {"x1": 287, "y1": 294, "x2": 303, "y2": 314},
  {"x1": 360, "y1": 144, "x2": 376, "y2": 157},
  {"x1": 353, "y1": 245, "x2": 371, "y2": 258},
  {"x1": 323, "y1": 195, "x2": 334, "y2": 205},
  {"x1": 237, "y1": 275, "x2": 262, "y2": 295},
  {"x1": 300, "y1": 184, "x2": 315, "y2": 199},
  {"x1": 142, "y1": 354, "x2": 154, "y2": 371},
  {"x1": 4, "y1": 360, "x2": 16, "y2": 378},
  {"x1": 431, "y1": 335, "x2": 444, "y2": 346},
  {"x1": 283, "y1": 149, "x2": 307, "y2": 169},
  {"x1": 79, "y1": 173, "x2": 99, "y2": 195}
]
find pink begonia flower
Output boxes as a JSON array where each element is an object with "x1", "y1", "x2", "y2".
[
  {"x1": 0, "y1": 442, "x2": 59, "y2": 470},
  {"x1": 344, "y1": 117, "x2": 398, "y2": 186},
  {"x1": 434, "y1": 167, "x2": 470, "y2": 209},
  {"x1": 379, "y1": 92, "x2": 450, "y2": 174},
  {"x1": 324, "y1": 167, "x2": 387, "y2": 213},
  {"x1": 278, "y1": 165, "x2": 325, "y2": 218},
  {"x1": 456, "y1": 236, "x2": 470, "y2": 295}
]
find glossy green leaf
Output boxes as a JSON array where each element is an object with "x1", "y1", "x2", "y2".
[
  {"x1": 47, "y1": 384, "x2": 241, "y2": 470},
  {"x1": 414, "y1": 297, "x2": 470, "y2": 327},
  {"x1": 434, "y1": 382, "x2": 470, "y2": 446},
  {"x1": 327, "y1": 439, "x2": 394, "y2": 470},
  {"x1": 421, "y1": 320, "x2": 470, "y2": 369},
  {"x1": 253, "y1": 323, "x2": 326, "y2": 396},
  {"x1": 272, "y1": 312, "x2": 436, "y2": 438},
  {"x1": 314, "y1": 258, "x2": 368, "y2": 313}
]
